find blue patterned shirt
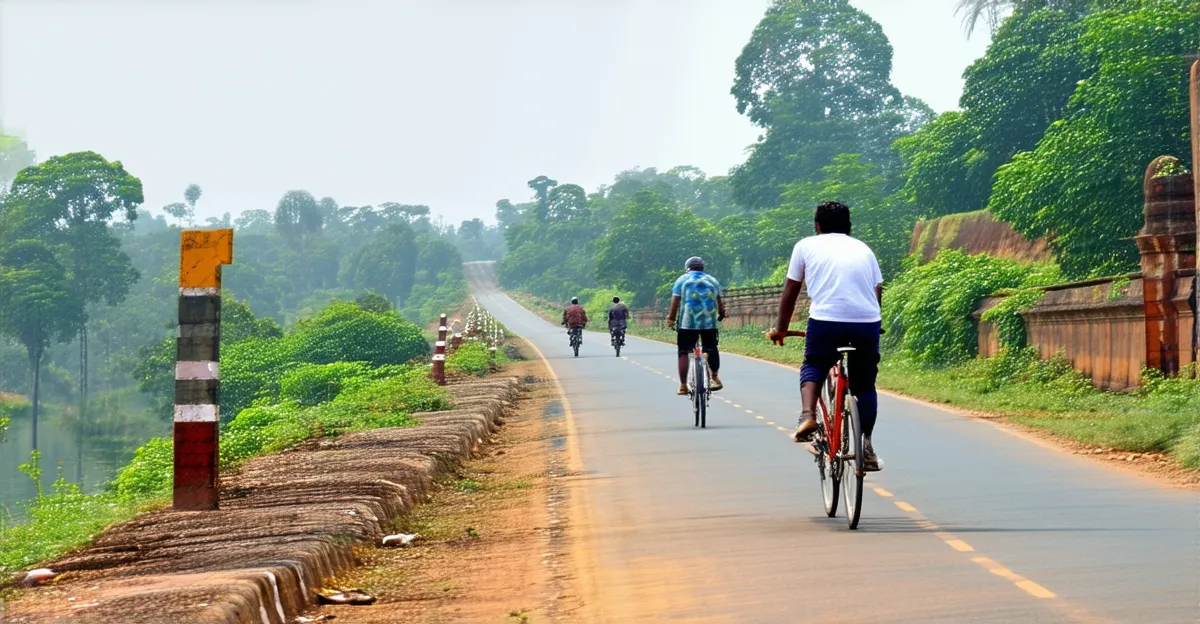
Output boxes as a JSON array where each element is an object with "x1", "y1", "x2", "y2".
[{"x1": 672, "y1": 271, "x2": 722, "y2": 330}]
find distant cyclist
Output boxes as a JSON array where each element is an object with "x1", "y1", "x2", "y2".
[
  {"x1": 667, "y1": 256, "x2": 726, "y2": 395},
  {"x1": 768, "y1": 201, "x2": 884, "y2": 471},
  {"x1": 562, "y1": 297, "x2": 588, "y2": 345},
  {"x1": 608, "y1": 296, "x2": 629, "y2": 347}
]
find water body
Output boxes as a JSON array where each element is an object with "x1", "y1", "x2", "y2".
[{"x1": 0, "y1": 406, "x2": 169, "y2": 522}]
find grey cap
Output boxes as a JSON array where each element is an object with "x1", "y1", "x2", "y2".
[{"x1": 684, "y1": 256, "x2": 704, "y2": 270}]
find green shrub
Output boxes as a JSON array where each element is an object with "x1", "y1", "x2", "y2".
[
  {"x1": 333, "y1": 367, "x2": 450, "y2": 415},
  {"x1": 221, "y1": 403, "x2": 311, "y2": 466},
  {"x1": 220, "y1": 337, "x2": 295, "y2": 422},
  {"x1": 280, "y1": 362, "x2": 373, "y2": 406},
  {"x1": 883, "y1": 250, "x2": 1060, "y2": 365},
  {"x1": 287, "y1": 301, "x2": 430, "y2": 367},
  {"x1": 981, "y1": 288, "x2": 1047, "y2": 350},
  {"x1": 447, "y1": 342, "x2": 491, "y2": 377},
  {"x1": 113, "y1": 437, "x2": 174, "y2": 501}
]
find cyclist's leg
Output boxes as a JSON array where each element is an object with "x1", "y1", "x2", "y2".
[
  {"x1": 676, "y1": 329, "x2": 698, "y2": 393},
  {"x1": 796, "y1": 319, "x2": 838, "y2": 441},
  {"x1": 699, "y1": 329, "x2": 722, "y2": 389},
  {"x1": 847, "y1": 321, "x2": 882, "y2": 469}
]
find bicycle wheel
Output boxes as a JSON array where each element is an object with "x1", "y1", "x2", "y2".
[
  {"x1": 842, "y1": 394, "x2": 864, "y2": 530},
  {"x1": 816, "y1": 401, "x2": 840, "y2": 518},
  {"x1": 699, "y1": 365, "x2": 708, "y2": 429},
  {"x1": 692, "y1": 357, "x2": 704, "y2": 427}
]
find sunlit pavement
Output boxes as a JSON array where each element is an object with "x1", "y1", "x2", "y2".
[{"x1": 466, "y1": 262, "x2": 1200, "y2": 624}]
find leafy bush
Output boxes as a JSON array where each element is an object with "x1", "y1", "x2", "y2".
[
  {"x1": 220, "y1": 337, "x2": 295, "y2": 422},
  {"x1": 980, "y1": 288, "x2": 1047, "y2": 350},
  {"x1": 287, "y1": 301, "x2": 430, "y2": 367},
  {"x1": 333, "y1": 366, "x2": 450, "y2": 415},
  {"x1": 280, "y1": 361, "x2": 372, "y2": 406},
  {"x1": 113, "y1": 437, "x2": 174, "y2": 501},
  {"x1": 883, "y1": 250, "x2": 1060, "y2": 365},
  {"x1": 447, "y1": 342, "x2": 492, "y2": 377}
]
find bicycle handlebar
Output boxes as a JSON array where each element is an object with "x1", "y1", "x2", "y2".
[{"x1": 766, "y1": 328, "x2": 884, "y2": 345}]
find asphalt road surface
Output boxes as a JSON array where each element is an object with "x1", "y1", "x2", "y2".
[{"x1": 464, "y1": 262, "x2": 1200, "y2": 624}]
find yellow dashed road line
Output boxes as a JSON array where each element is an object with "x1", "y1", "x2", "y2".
[
  {"x1": 755, "y1": 415, "x2": 765, "y2": 420},
  {"x1": 972, "y1": 557, "x2": 1057, "y2": 599},
  {"x1": 945, "y1": 540, "x2": 975, "y2": 553},
  {"x1": 894, "y1": 501, "x2": 917, "y2": 513},
  {"x1": 873, "y1": 487, "x2": 894, "y2": 497}
]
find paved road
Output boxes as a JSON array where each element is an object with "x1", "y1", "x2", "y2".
[{"x1": 465, "y1": 262, "x2": 1200, "y2": 624}]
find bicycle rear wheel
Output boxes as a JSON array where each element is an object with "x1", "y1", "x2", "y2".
[
  {"x1": 692, "y1": 356, "x2": 705, "y2": 427},
  {"x1": 842, "y1": 394, "x2": 864, "y2": 530},
  {"x1": 816, "y1": 399, "x2": 840, "y2": 517}
]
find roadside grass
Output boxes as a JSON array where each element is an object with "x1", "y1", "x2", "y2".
[
  {"x1": 0, "y1": 298, "x2": 484, "y2": 581},
  {"x1": 0, "y1": 366, "x2": 449, "y2": 580},
  {"x1": 505, "y1": 291, "x2": 1200, "y2": 471}
]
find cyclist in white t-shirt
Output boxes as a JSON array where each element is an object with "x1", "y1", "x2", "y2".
[{"x1": 767, "y1": 201, "x2": 884, "y2": 471}]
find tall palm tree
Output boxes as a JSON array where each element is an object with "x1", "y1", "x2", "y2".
[{"x1": 955, "y1": 0, "x2": 1012, "y2": 37}]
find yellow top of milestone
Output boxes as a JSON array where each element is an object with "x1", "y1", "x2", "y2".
[{"x1": 180, "y1": 229, "x2": 234, "y2": 289}]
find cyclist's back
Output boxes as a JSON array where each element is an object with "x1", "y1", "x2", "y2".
[
  {"x1": 792, "y1": 234, "x2": 880, "y2": 323},
  {"x1": 770, "y1": 201, "x2": 883, "y2": 471}
]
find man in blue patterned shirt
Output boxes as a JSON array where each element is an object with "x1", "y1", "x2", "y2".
[{"x1": 666, "y1": 256, "x2": 726, "y2": 395}]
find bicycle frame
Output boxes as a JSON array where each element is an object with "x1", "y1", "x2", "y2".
[{"x1": 817, "y1": 356, "x2": 849, "y2": 465}]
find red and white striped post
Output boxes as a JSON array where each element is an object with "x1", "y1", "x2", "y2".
[
  {"x1": 450, "y1": 319, "x2": 463, "y2": 352},
  {"x1": 174, "y1": 229, "x2": 233, "y2": 511},
  {"x1": 432, "y1": 313, "x2": 448, "y2": 385}
]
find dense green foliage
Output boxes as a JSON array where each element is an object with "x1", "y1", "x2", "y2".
[
  {"x1": 2, "y1": 298, "x2": 451, "y2": 578},
  {"x1": 882, "y1": 251, "x2": 1062, "y2": 365},
  {"x1": 989, "y1": 0, "x2": 1200, "y2": 277}
]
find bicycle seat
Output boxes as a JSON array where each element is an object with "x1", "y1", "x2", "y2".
[{"x1": 837, "y1": 346, "x2": 856, "y2": 353}]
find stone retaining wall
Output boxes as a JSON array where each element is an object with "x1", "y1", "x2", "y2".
[{"x1": 3, "y1": 376, "x2": 521, "y2": 624}]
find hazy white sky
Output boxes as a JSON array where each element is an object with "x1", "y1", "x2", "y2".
[{"x1": 0, "y1": 1, "x2": 991, "y2": 226}]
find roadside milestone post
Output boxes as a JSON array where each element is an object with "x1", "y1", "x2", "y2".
[
  {"x1": 433, "y1": 314, "x2": 448, "y2": 385},
  {"x1": 174, "y1": 229, "x2": 233, "y2": 511}
]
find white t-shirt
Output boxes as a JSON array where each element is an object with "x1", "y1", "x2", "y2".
[{"x1": 786, "y1": 233, "x2": 883, "y2": 323}]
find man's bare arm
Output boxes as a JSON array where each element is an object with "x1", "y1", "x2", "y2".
[
  {"x1": 771, "y1": 278, "x2": 804, "y2": 340},
  {"x1": 666, "y1": 295, "x2": 681, "y2": 328},
  {"x1": 717, "y1": 295, "x2": 727, "y2": 321}
]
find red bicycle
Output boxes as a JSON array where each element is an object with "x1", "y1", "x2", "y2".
[{"x1": 775, "y1": 329, "x2": 865, "y2": 529}]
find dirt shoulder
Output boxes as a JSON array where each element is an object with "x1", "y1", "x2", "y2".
[{"x1": 300, "y1": 342, "x2": 587, "y2": 624}]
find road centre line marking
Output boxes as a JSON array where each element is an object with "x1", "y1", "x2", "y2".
[
  {"x1": 873, "y1": 487, "x2": 894, "y2": 497},
  {"x1": 777, "y1": 427, "x2": 788, "y2": 432},
  {"x1": 945, "y1": 539, "x2": 975, "y2": 552},
  {"x1": 755, "y1": 415, "x2": 764, "y2": 420},
  {"x1": 895, "y1": 501, "x2": 917, "y2": 512},
  {"x1": 766, "y1": 421, "x2": 776, "y2": 425},
  {"x1": 972, "y1": 557, "x2": 1057, "y2": 599},
  {"x1": 745, "y1": 410, "x2": 754, "y2": 414}
]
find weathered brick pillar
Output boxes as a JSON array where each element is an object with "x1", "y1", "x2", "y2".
[{"x1": 1136, "y1": 156, "x2": 1196, "y2": 376}]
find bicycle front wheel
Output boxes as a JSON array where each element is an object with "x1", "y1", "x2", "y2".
[
  {"x1": 842, "y1": 395, "x2": 864, "y2": 530},
  {"x1": 692, "y1": 357, "x2": 705, "y2": 427}
]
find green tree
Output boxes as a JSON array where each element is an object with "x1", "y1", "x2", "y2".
[
  {"x1": 0, "y1": 129, "x2": 36, "y2": 197},
  {"x1": 183, "y1": 184, "x2": 202, "y2": 226},
  {"x1": 730, "y1": 0, "x2": 923, "y2": 208},
  {"x1": 5, "y1": 151, "x2": 143, "y2": 430},
  {"x1": 274, "y1": 190, "x2": 324, "y2": 244},
  {"x1": 527, "y1": 176, "x2": 558, "y2": 221},
  {"x1": 346, "y1": 223, "x2": 419, "y2": 306},
  {"x1": 595, "y1": 190, "x2": 731, "y2": 306},
  {"x1": 0, "y1": 241, "x2": 83, "y2": 448},
  {"x1": 234, "y1": 209, "x2": 274, "y2": 233},
  {"x1": 988, "y1": 0, "x2": 1200, "y2": 277}
]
